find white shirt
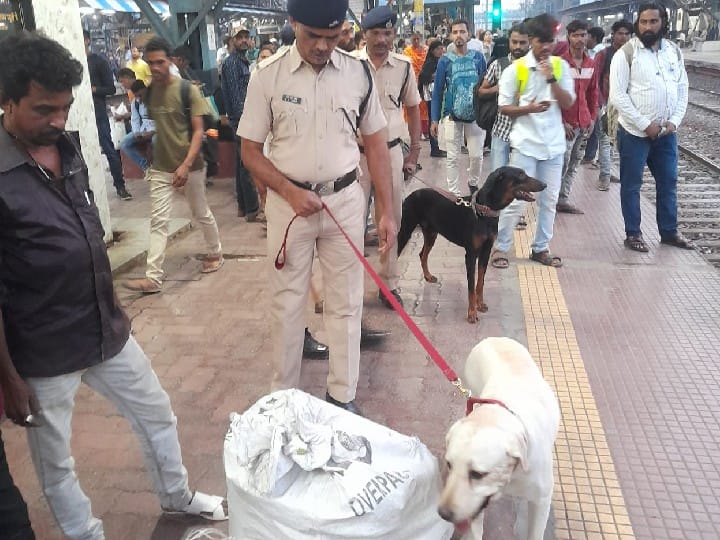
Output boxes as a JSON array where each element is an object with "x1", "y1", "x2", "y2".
[
  {"x1": 498, "y1": 52, "x2": 576, "y2": 160},
  {"x1": 609, "y1": 37, "x2": 688, "y2": 138}
]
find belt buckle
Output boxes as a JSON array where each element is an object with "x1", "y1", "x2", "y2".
[{"x1": 313, "y1": 182, "x2": 334, "y2": 197}]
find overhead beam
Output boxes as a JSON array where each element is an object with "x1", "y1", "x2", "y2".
[
  {"x1": 134, "y1": 0, "x2": 176, "y2": 43},
  {"x1": 176, "y1": 0, "x2": 224, "y2": 46}
]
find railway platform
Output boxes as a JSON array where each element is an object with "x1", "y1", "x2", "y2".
[{"x1": 2, "y1": 143, "x2": 720, "y2": 540}]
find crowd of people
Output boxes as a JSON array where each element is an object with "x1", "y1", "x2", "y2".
[{"x1": 0, "y1": 0, "x2": 696, "y2": 538}]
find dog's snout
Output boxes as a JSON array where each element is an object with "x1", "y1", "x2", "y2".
[{"x1": 438, "y1": 506, "x2": 455, "y2": 522}]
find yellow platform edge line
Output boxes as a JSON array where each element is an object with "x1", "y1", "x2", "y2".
[{"x1": 514, "y1": 206, "x2": 635, "y2": 540}]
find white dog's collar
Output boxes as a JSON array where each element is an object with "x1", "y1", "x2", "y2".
[{"x1": 466, "y1": 397, "x2": 517, "y2": 417}]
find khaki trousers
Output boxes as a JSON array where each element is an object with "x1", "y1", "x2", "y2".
[
  {"x1": 146, "y1": 167, "x2": 222, "y2": 285},
  {"x1": 266, "y1": 181, "x2": 365, "y2": 403},
  {"x1": 359, "y1": 144, "x2": 404, "y2": 290}
]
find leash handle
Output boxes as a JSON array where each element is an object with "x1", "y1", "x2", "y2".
[
  {"x1": 320, "y1": 203, "x2": 461, "y2": 384},
  {"x1": 274, "y1": 214, "x2": 301, "y2": 270}
]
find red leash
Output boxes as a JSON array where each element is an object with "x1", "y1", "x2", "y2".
[{"x1": 274, "y1": 203, "x2": 471, "y2": 399}]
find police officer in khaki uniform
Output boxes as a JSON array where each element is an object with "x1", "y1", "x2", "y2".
[
  {"x1": 239, "y1": 0, "x2": 396, "y2": 415},
  {"x1": 355, "y1": 6, "x2": 422, "y2": 309}
]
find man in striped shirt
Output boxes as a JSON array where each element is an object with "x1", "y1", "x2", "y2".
[{"x1": 609, "y1": 2, "x2": 692, "y2": 253}]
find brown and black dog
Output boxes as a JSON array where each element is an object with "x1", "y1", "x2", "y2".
[{"x1": 397, "y1": 167, "x2": 545, "y2": 323}]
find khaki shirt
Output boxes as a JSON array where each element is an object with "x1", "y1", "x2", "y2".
[
  {"x1": 354, "y1": 48, "x2": 422, "y2": 142},
  {"x1": 238, "y1": 45, "x2": 387, "y2": 183}
]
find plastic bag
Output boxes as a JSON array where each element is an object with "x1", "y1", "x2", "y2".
[{"x1": 224, "y1": 389, "x2": 453, "y2": 540}]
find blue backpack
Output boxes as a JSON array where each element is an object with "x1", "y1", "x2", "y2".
[{"x1": 445, "y1": 51, "x2": 483, "y2": 122}]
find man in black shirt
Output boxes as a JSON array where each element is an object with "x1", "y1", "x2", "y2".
[
  {"x1": 83, "y1": 30, "x2": 131, "y2": 200},
  {"x1": 0, "y1": 32, "x2": 227, "y2": 539}
]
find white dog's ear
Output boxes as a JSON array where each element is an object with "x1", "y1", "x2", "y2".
[{"x1": 506, "y1": 431, "x2": 529, "y2": 472}]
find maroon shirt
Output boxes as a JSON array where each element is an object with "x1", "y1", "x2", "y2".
[{"x1": 559, "y1": 49, "x2": 599, "y2": 129}]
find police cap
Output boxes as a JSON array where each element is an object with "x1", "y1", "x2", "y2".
[
  {"x1": 287, "y1": 0, "x2": 348, "y2": 30},
  {"x1": 361, "y1": 6, "x2": 397, "y2": 31}
]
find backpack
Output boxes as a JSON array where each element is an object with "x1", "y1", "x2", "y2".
[
  {"x1": 603, "y1": 40, "x2": 682, "y2": 144},
  {"x1": 473, "y1": 56, "x2": 511, "y2": 130},
  {"x1": 145, "y1": 79, "x2": 219, "y2": 177},
  {"x1": 445, "y1": 51, "x2": 483, "y2": 122}
]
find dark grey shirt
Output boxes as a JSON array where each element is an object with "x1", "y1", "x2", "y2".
[{"x1": 0, "y1": 120, "x2": 130, "y2": 378}]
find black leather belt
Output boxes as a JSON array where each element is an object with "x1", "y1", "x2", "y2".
[
  {"x1": 289, "y1": 170, "x2": 357, "y2": 197},
  {"x1": 358, "y1": 137, "x2": 403, "y2": 154}
]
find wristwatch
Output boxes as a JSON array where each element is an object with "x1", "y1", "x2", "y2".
[{"x1": 546, "y1": 76, "x2": 557, "y2": 84}]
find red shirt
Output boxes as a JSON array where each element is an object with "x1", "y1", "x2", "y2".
[
  {"x1": 560, "y1": 49, "x2": 599, "y2": 129},
  {"x1": 593, "y1": 45, "x2": 617, "y2": 105}
]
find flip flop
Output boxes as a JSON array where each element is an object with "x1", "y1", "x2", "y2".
[
  {"x1": 163, "y1": 491, "x2": 228, "y2": 521},
  {"x1": 529, "y1": 250, "x2": 563, "y2": 267}
]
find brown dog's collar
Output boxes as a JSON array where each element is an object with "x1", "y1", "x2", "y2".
[
  {"x1": 466, "y1": 397, "x2": 516, "y2": 417},
  {"x1": 473, "y1": 204, "x2": 499, "y2": 218}
]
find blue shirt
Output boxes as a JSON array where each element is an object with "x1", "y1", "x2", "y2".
[
  {"x1": 430, "y1": 50, "x2": 486, "y2": 122},
  {"x1": 221, "y1": 51, "x2": 251, "y2": 124}
]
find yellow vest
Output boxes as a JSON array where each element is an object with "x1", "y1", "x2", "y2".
[{"x1": 515, "y1": 56, "x2": 563, "y2": 94}]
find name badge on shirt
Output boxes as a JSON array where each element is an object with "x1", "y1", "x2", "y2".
[{"x1": 282, "y1": 94, "x2": 302, "y2": 105}]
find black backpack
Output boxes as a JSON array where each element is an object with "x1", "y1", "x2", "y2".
[
  {"x1": 145, "y1": 79, "x2": 219, "y2": 177},
  {"x1": 473, "y1": 56, "x2": 511, "y2": 131}
]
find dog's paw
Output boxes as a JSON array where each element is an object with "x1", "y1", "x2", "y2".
[
  {"x1": 477, "y1": 303, "x2": 488, "y2": 313},
  {"x1": 424, "y1": 274, "x2": 438, "y2": 283},
  {"x1": 467, "y1": 311, "x2": 478, "y2": 323}
]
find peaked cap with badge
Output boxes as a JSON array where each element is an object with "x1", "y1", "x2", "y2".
[
  {"x1": 287, "y1": 0, "x2": 348, "y2": 29},
  {"x1": 361, "y1": 5, "x2": 397, "y2": 30}
]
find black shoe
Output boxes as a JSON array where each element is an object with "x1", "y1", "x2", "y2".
[
  {"x1": 303, "y1": 328, "x2": 329, "y2": 360},
  {"x1": 360, "y1": 326, "x2": 390, "y2": 347},
  {"x1": 430, "y1": 150, "x2": 447, "y2": 158},
  {"x1": 660, "y1": 233, "x2": 695, "y2": 250},
  {"x1": 117, "y1": 187, "x2": 132, "y2": 200},
  {"x1": 325, "y1": 392, "x2": 362, "y2": 416},
  {"x1": 379, "y1": 289, "x2": 403, "y2": 309}
]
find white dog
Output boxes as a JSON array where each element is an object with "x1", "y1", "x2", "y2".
[{"x1": 438, "y1": 337, "x2": 560, "y2": 539}]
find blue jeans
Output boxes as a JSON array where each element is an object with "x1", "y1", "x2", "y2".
[
  {"x1": 119, "y1": 132, "x2": 149, "y2": 171},
  {"x1": 95, "y1": 111, "x2": 126, "y2": 191},
  {"x1": 490, "y1": 135, "x2": 511, "y2": 173},
  {"x1": 583, "y1": 118, "x2": 600, "y2": 160},
  {"x1": 25, "y1": 336, "x2": 192, "y2": 540},
  {"x1": 617, "y1": 126, "x2": 678, "y2": 238},
  {"x1": 233, "y1": 130, "x2": 259, "y2": 214},
  {"x1": 495, "y1": 149, "x2": 563, "y2": 254}
]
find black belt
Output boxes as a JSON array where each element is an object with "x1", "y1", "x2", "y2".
[
  {"x1": 358, "y1": 138, "x2": 403, "y2": 154},
  {"x1": 289, "y1": 170, "x2": 357, "y2": 197}
]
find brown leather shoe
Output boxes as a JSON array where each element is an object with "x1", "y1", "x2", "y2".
[{"x1": 124, "y1": 278, "x2": 162, "y2": 294}]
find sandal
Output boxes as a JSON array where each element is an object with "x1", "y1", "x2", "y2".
[
  {"x1": 624, "y1": 235, "x2": 649, "y2": 253},
  {"x1": 201, "y1": 256, "x2": 225, "y2": 273},
  {"x1": 491, "y1": 250, "x2": 510, "y2": 269},
  {"x1": 163, "y1": 491, "x2": 229, "y2": 521},
  {"x1": 515, "y1": 216, "x2": 528, "y2": 230},
  {"x1": 529, "y1": 250, "x2": 563, "y2": 267}
]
